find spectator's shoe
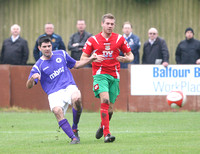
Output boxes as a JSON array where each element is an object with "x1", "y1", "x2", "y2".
[
  {"x1": 104, "y1": 134, "x2": 115, "y2": 143},
  {"x1": 73, "y1": 129, "x2": 80, "y2": 140},
  {"x1": 95, "y1": 127, "x2": 103, "y2": 139},
  {"x1": 70, "y1": 137, "x2": 80, "y2": 144}
]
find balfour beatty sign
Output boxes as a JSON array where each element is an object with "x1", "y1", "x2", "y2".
[{"x1": 130, "y1": 65, "x2": 200, "y2": 95}]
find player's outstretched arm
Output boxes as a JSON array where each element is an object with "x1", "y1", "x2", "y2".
[
  {"x1": 26, "y1": 73, "x2": 40, "y2": 89},
  {"x1": 116, "y1": 51, "x2": 134, "y2": 63},
  {"x1": 74, "y1": 53, "x2": 104, "y2": 69}
]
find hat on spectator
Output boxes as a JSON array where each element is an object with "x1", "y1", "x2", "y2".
[{"x1": 185, "y1": 27, "x2": 194, "y2": 34}]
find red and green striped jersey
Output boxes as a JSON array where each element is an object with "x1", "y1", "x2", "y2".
[{"x1": 83, "y1": 32, "x2": 131, "y2": 79}]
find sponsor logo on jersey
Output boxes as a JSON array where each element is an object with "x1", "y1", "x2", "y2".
[
  {"x1": 94, "y1": 84, "x2": 99, "y2": 91},
  {"x1": 49, "y1": 67, "x2": 64, "y2": 79},
  {"x1": 103, "y1": 50, "x2": 113, "y2": 57},
  {"x1": 56, "y1": 58, "x2": 62, "y2": 63}
]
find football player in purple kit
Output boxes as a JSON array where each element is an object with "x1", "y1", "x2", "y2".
[{"x1": 26, "y1": 36, "x2": 104, "y2": 144}]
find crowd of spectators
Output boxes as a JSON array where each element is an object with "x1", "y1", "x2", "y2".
[{"x1": 1, "y1": 22, "x2": 200, "y2": 66}]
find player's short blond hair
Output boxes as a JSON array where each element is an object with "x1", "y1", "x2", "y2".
[{"x1": 102, "y1": 13, "x2": 115, "y2": 23}]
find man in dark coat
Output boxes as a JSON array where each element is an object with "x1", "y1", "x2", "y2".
[
  {"x1": 1, "y1": 24, "x2": 29, "y2": 65},
  {"x1": 142, "y1": 27, "x2": 169, "y2": 67},
  {"x1": 68, "y1": 20, "x2": 92, "y2": 61},
  {"x1": 176, "y1": 27, "x2": 200, "y2": 64}
]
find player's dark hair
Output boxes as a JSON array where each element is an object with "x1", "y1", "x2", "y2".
[
  {"x1": 102, "y1": 13, "x2": 115, "y2": 23},
  {"x1": 38, "y1": 36, "x2": 52, "y2": 47}
]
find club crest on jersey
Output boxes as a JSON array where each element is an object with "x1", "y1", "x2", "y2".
[
  {"x1": 105, "y1": 45, "x2": 110, "y2": 50},
  {"x1": 94, "y1": 84, "x2": 99, "y2": 91},
  {"x1": 56, "y1": 58, "x2": 62, "y2": 63}
]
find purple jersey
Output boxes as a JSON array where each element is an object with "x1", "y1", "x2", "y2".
[{"x1": 28, "y1": 50, "x2": 76, "y2": 95}]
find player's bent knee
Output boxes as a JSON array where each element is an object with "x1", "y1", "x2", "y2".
[
  {"x1": 52, "y1": 107, "x2": 63, "y2": 115},
  {"x1": 74, "y1": 98, "x2": 82, "y2": 112},
  {"x1": 72, "y1": 96, "x2": 81, "y2": 103},
  {"x1": 72, "y1": 90, "x2": 81, "y2": 99},
  {"x1": 52, "y1": 107, "x2": 64, "y2": 121},
  {"x1": 102, "y1": 98, "x2": 109, "y2": 104}
]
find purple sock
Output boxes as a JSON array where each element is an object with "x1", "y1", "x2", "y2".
[
  {"x1": 72, "y1": 108, "x2": 82, "y2": 130},
  {"x1": 59, "y1": 119, "x2": 75, "y2": 139}
]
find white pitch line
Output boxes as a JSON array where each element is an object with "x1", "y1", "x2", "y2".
[{"x1": 0, "y1": 130, "x2": 200, "y2": 134}]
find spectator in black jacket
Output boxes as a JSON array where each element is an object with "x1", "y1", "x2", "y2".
[
  {"x1": 176, "y1": 27, "x2": 200, "y2": 64},
  {"x1": 0, "y1": 24, "x2": 29, "y2": 65},
  {"x1": 142, "y1": 28, "x2": 169, "y2": 67},
  {"x1": 68, "y1": 20, "x2": 92, "y2": 61},
  {"x1": 33, "y1": 23, "x2": 66, "y2": 61}
]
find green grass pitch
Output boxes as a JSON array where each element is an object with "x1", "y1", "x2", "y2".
[{"x1": 0, "y1": 111, "x2": 200, "y2": 154}]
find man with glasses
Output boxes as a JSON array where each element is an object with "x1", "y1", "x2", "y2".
[{"x1": 142, "y1": 27, "x2": 169, "y2": 67}]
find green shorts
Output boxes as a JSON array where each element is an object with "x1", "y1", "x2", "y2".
[{"x1": 93, "y1": 74, "x2": 120, "y2": 103}]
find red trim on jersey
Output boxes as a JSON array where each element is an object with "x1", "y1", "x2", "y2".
[{"x1": 83, "y1": 32, "x2": 131, "y2": 79}]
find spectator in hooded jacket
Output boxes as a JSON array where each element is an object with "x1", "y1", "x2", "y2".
[
  {"x1": 0, "y1": 24, "x2": 29, "y2": 65},
  {"x1": 176, "y1": 27, "x2": 200, "y2": 64},
  {"x1": 142, "y1": 27, "x2": 169, "y2": 67}
]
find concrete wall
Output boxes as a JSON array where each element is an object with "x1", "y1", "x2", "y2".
[{"x1": 0, "y1": 65, "x2": 199, "y2": 112}]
